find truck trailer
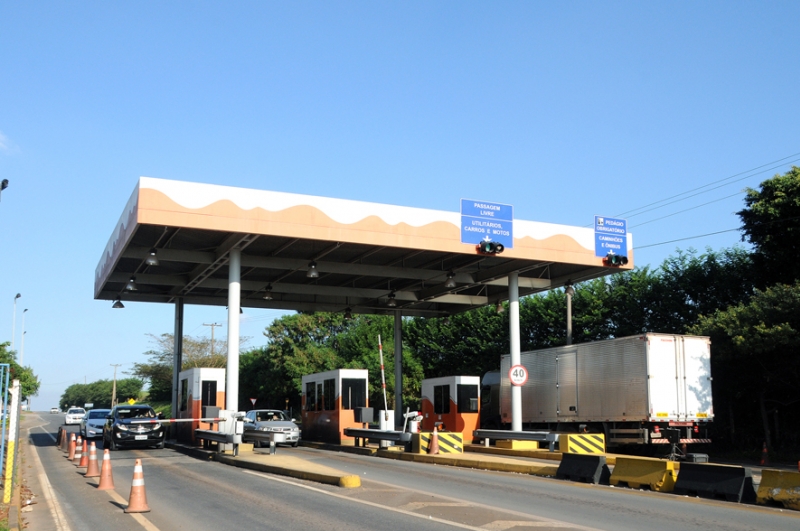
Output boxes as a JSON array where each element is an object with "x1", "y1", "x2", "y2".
[{"x1": 481, "y1": 333, "x2": 714, "y2": 448}]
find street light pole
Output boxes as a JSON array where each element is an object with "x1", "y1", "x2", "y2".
[
  {"x1": 20, "y1": 309, "x2": 27, "y2": 365},
  {"x1": 11, "y1": 294, "x2": 20, "y2": 352}
]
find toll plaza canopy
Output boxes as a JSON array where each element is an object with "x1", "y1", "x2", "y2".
[{"x1": 95, "y1": 178, "x2": 633, "y2": 315}]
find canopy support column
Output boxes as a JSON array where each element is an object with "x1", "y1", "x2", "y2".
[
  {"x1": 509, "y1": 272, "x2": 522, "y2": 432},
  {"x1": 394, "y1": 310, "x2": 403, "y2": 427},
  {"x1": 171, "y1": 297, "x2": 184, "y2": 420},
  {"x1": 226, "y1": 249, "x2": 241, "y2": 412}
]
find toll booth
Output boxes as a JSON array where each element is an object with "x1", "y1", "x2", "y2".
[
  {"x1": 421, "y1": 376, "x2": 480, "y2": 440},
  {"x1": 176, "y1": 367, "x2": 226, "y2": 443},
  {"x1": 301, "y1": 369, "x2": 368, "y2": 445}
]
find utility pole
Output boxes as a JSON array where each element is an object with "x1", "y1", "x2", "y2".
[
  {"x1": 110, "y1": 364, "x2": 122, "y2": 407},
  {"x1": 203, "y1": 323, "x2": 221, "y2": 356}
]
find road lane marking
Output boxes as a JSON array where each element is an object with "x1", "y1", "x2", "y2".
[
  {"x1": 241, "y1": 469, "x2": 599, "y2": 530},
  {"x1": 29, "y1": 423, "x2": 72, "y2": 531},
  {"x1": 31, "y1": 419, "x2": 162, "y2": 531}
]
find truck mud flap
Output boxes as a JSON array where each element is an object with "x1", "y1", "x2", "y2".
[
  {"x1": 756, "y1": 469, "x2": 800, "y2": 511},
  {"x1": 556, "y1": 453, "x2": 610, "y2": 484},
  {"x1": 609, "y1": 457, "x2": 677, "y2": 492},
  {"x1": 673, "y1": 462, "x2": 756, "y2": 503}
]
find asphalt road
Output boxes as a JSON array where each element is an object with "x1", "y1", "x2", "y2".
[{"x1": 24, "y1": 413, "x2": 800, "y2": 531}]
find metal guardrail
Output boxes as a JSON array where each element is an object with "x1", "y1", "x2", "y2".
[
  {"x1": 242, "y1": 430, "x2": 287, "y2": 454},
  {"x1": 473, "y1": 429, "x2": 560, "y2": 452},
  {"x1": 343, "y1": 428, "x2": 412, "y2": 448}
]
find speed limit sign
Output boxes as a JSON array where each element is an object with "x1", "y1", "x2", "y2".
[{"x1": 508, "y1": 365, "x2": 528, "y2": 386}]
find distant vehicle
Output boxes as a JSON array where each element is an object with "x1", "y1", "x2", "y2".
[
  {"x1": 50, "y1": 407, "x2": 60, "y2": 414},
  {"x1": 64, "y1": 407, "x2": 86, "y2": 425},
  {"x1": 80, "y1": 409, "x2": 111, "y2": 439},
  {"x1": 103, "y1": 405, "x2": 165, "y2": 450},
  {"x1": 243, "y1": 409, "x2": 301, "y2": 447}
]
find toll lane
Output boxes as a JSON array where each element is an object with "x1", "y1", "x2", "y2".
[
  {"x1": 28, "y1": 415, "x2": 474, "y2": 531},
  {"x1": 284, "y1": 446, "x2": 800, "y2": 531}
]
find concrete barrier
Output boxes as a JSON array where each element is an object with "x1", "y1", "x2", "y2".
[
  {"x1": 556, "y1": 453, "x2": 610, "y2": 484},
  {"x1": 756, "y1": 469, "x2": 800, "y2": 511},
  {"x1": 559, "y1": 434, "x2": 605, "y2": 454},
  {"x1": 610, "y1": 457, "x2": 677, "y2": 492},
  {"x1": 674, "y1": 462, "x2": 756, "y2": 503}
]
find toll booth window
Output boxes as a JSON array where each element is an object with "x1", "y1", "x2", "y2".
[
  {"x1": 323, "y1": 378, "x2": 335, "y2": 410},
  {"x1": 434, "y1": 385, "x2": 451, "y2": 414},
  {"x1": 306, "y1": 382, "x2": 316, "y2": 411},
  {"x1": 180, "y1": 379, "x2": 188, "y2": 412},
  {"x1": 201, "y1": 380, "x2": 217, "y2": 408},
  {"x1": 341, "y1": 378, "x2": 366, "y2": 409},
  {"x1": 457, "y1": 384, "x2": 479, "y2": 413}
]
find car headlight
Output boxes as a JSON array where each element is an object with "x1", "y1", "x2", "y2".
[{"x1": 117, "y1": 424, "x2": 129, "y2": 431}]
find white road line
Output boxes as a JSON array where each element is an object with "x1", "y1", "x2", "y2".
[
  {"x1": 27, "y1": 424, "x2": 72, "y2": 531},
  {"x1": 31, "y1": 419, "x2": 161, "y2": 531},
  {"x1": 241, "y1": 469, "x2": 601, "y2": 531}
]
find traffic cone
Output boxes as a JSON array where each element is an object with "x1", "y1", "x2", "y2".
[
  {"x1": 760, "y1": 442, "x2": 769, "y2": 466},
  {"x1": 68, "y1": 434, "x2": 76, "y2": 460},
  {"x1": 428, "y1": 426, "x2": 440, "y2": 455},
  {"x1": 97, "y1": 449, "x2": 115, "y2": 491},
  {"x1": 84, "y1": 442, "x2": 100, "y2": 478},
  {"x1": 79, "y1": 439, "x2": 89, "y2": 468},
  {"x1": 60, "y1": 430, "x2": 69, "y2": 452},
  {"x1": 73, "y1": 436, "x2": 83, "y2": 465},
  {"x1": 124, "y1": 459, "x2": 150, "y2": 513}
]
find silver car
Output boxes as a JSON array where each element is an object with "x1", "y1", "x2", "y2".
[
  {"x1": 243, "y1": 409, "x2": 301, "y2": 447},
  {"x1": 64, "y1": 407, "x2": 86, "y2": 425},
  {"x1": 80, "y1": 409, "x2": 111, "y2": 439}
]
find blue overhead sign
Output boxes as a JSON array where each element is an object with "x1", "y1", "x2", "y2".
[
  {"x1": 461, "y1": 199, "x2": 514, "y2": 249},
  {"x1": 594, "y1": 216, "x2": 627, "y2": 257}
]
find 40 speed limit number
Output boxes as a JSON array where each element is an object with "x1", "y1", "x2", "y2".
[{"x1": 508, "y1": 365, "x2": 528, "y2": 386}]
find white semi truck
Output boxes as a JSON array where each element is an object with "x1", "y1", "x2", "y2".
[{"x1": 481, "y1": 333, "x2": 714, "y2": 448}]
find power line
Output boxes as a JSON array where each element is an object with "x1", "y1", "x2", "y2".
[
  {"x1": 634, "y1": 228, "x2": 742, "y2": 250},
  {"x1": 615, "y1": 152, "x2": 800, "y2": 219},
  {"x1": 630, "y1": 191, "x2": 743, "y2": 228}
]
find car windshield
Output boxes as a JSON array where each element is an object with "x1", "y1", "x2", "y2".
[
  {"x1": 254, "y1": 410, "x2": 287, "y2": 422},
  {"x1": 116, "y1": 408, "x2": 156, "y2": 419},
  {"x1": 67, "y1": 409, "x2": 85, "y2": 415},
  {"x1": 87, "y1": 410, "x2": 109, "y2": 419}
]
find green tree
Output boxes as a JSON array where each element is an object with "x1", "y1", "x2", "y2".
[
  {"x1": 59, "y1": 378, "x2": 144, "y2": 409},
  {"x1": 691, "y1": 282, "x2": 800, "y2": 452},
  {"x1": 738, "y1": 166, "x2": 800, "y2": 288},
  {"x1": 0, "y1": 341, "x2": 41, "y2": 401},
  {"x1": 130, "y1": 333, "x2": 240, "y2": 402}
]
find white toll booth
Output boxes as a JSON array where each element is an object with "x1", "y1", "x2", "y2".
[
  {"x1": 301, "y1": 369, "x2": 369, "y2": 444},
  {"x1": 176, "y1": 367, "x2": 226, "y2": 443}
]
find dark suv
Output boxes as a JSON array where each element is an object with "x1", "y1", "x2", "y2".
[{"x1": 103, "y1": 405, "x2": 165, "y2": 450}]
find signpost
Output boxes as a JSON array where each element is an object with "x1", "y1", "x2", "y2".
[
  {"x1": 508, "y1": 365, "x2": 528, "y2": 386},
  {"x1": 594, "y1": 216, "x2": 628, "y2": 257},
  {"x1": 461, "y1": 199, "x2": 514, "y2": 249}
]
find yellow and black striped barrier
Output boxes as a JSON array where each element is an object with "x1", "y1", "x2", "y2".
[
  {"x1": 559, "y1": 434, "x2": 606, "y2": 454},
  {"x1": 412, "y1": 432, "x2": 464, "y2": 454}
]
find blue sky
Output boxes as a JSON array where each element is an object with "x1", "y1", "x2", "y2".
[{"x1": 2, "y1": 2, "x2": 799, "y2": 409}]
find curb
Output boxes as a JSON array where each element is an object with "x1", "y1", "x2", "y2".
[
  {"x1": 376, "y1": 449, "x2": 560, "y2": 477},
  {"x1": 167, "y1": 441, "x2": 360, "y2": 488}
]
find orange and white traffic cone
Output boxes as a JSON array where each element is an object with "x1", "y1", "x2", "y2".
[
  {"x1": 428, "y1": 426, "x2": 440, "y2": 455},
  {"x1": 73, "y1": 437, "x2": 83, "y2": 465},
  {"x1": 79, "y1": 439, "x2": 89, "y2": 468},
  {"x1": 124, "y1": 459, "x2": 150, "y2": 513},
  {"x1": 84, "y1": 442, "x2": 100, "y2": 478},
  {"x1": 97, "y1": 449, "x2": 115, "y2": 491},
  {"x1": 760, "y1": 442, "x2": 769, "y2": 466},
  {"x1": 68, "y1": 434, "x2": 76, "y2": 460}
]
